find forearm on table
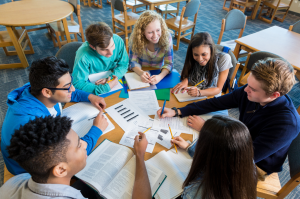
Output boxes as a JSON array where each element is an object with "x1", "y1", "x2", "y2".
[
  {"x1": 132, "y1": 154, "x2": 151, "y2": 199},
  {"x1": 132, "y1": 67, "x2": 145, "y2": 76},
  {"x1": 159, "y1": 68, "x2": 169, "y2": 78},
  {"x1": 199, "y1": 87, "x2": 222, "y2": 96}
]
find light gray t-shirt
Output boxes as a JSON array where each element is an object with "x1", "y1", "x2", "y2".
[{"x1": 0, "y1": 173, "x2": 86, "y2": 199}]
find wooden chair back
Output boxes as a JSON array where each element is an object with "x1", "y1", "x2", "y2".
[{"x1": 230, "y1": 0, "x2": 258, "y2": 19}]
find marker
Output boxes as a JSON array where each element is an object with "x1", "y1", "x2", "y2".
[
  {"x1": 168, "y1": 124, "x2": 178, "y2": 154},
  {"x1": 161, "y1": 100, "x2": 166, "y2": 117}
]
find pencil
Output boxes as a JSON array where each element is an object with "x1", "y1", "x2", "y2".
[
  {"x1": 193, "y1": 79, "x2": 205, "y2": 88},
  {"x1": 168, "y1": 124, "x2": 178, "y2": 154},
  {"x1": 161, "y1": 100, "x2": 166, "y2": 117},
  {"x1": 107, "y1": 77, "x2": 115, "y2": 83},
  {"x1": 88, "y1": 112, "x2": 107, "y2": 120},
  {"x1": 143, "y1": 127, "x2": 151, "y2": 134}
]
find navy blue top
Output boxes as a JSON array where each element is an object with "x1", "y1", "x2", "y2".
[{"x1": 179, "y1": 85, "x2": 300, "y2": 174}]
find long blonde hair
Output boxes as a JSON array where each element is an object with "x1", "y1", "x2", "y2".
[{"x1": 129, "y1": 10, "x2": 171, "y2": 56}]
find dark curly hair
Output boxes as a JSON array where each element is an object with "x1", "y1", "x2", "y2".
[
  {"x1": 7, "y1": 115, "x2": 72, "y2": 183},
  {"x1": 29, "y1": 56, "x2": 70, "y2": 97}
]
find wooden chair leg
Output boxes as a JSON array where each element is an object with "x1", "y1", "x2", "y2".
[
  {"x1": 56, "y1": 34, "x2": 62, "y2": 48},
  {"x1": 125, "y1": 26, "x2": 129, "y2": 52},
  {"x1": 112, "y1": 20, "x2": 116, "y2": 33},
  {"x1": 175, "y1": 31, "x2": 181, "y2": 51},
  {"x1": 3, "y1": 47, "x2": 10, "y2": 56}
]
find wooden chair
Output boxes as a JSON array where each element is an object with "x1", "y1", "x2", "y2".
[
  {"x1": 216, "y1": 44, "x2": 240, "y2": 94},
  {"x1": 0, "y1": 28, "x2": 34, "y2": 69},
  {"x1": 126, "y1": 0, "x2": 148, "y2": 14},
  {"x1": 289, "y1": 20, "x2": 300, "y2": 34},
  {"x1": 258, "y1": 0, "x2": 293, "y2": 24},
  {"x1": 238, "y1": 51, "x2": 281, "y2": 87},
  {"x1": 165, "y1": 0, "x2": 201, "y2": 51},
  {"x1": 4, "y1": 164, "x2": 14, "y2": 184},
  {"x1": 81, "y1": 0, "x2": 103, "y2": 8},
  {"x1": 257, "y1": 126, "x2": 300, "y2": 198},
  {"x1": 48, "y1": 0, "x2": 85, "y2": 49},
  {"x1": 217, "y1": 9, "x2": 249, "y2": 61},
  {"x1": 111, "y1": 0, "x2": 139, "y2": 52},
  {"x1": 230, "y1": 0, "x2": 258, "y2": 19},
  {"x1": 156, "y1": 2, "x2": 181, "y2": 20},
  {"x1": 223, "y1": 0, "x2": 231, "y2": 11}
]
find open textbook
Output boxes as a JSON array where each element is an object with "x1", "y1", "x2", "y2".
[
  {"x1": 146, "y1": 148, "x2": 193, "y2": 199},
  {"x1": 174, "y1": 87, "x2": 206, "y2": 102},
  {"x1": 124, "y1": 72, "x2": 150, "y2": 90},
  {"x1": 62, "y1": 102, "x2": 115, "y2": 137},
  {"x1": 75, "y1": 139, "x2": 166, "y2": 199}
]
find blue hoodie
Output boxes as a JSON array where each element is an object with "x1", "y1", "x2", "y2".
[{"x1": 1, "y1": 83, "x2": 102, "y2": 175}]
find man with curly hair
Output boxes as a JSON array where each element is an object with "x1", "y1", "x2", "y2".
[
  {"x1": 73, "y1": 22, "x2": 129, "y2": 95},
  {"x1": 1, "y1": 56, "x2": 108, "y2": 175},
  {"x1": 0, "y1": 116, "x2": 151, "y2": 199}
]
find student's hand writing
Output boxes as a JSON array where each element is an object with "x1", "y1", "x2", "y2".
[
  {"x1": 93, "y1": 112, "x2": 108, "y2": 132},
  {"x1": 171, "y1": 79, "x2": 188, "y2": 94},
  {"x1": 139, "y1": 71, "x2": 151, "y2": 83},
  {"x1": 187, "y1": 115, "x2": 205, "y2": 132},
  {"x1": 95, "y1": 77, "x2": 110, "y2": 85},
  {"x1": 134, "y1": 132, "x2": 148, "y2": 158},
  {"x1": 108, "y1": 75, "x2": 118, "y2": 89},
  {"x1": 88, "y1": 94, "x2": 106, "y2": 111},
  {"x1": 157, "y1": 107, "x2": 175, "y2": 119},
  {"x1": 149, "y1": 75, "x2": 163, "y2": 85},
  {"x1": 187, "y1": 87, "x2": 200, "y2": 97},
  {"x1": 171, "y1": 136, "x2": 190, "y2": 150}
]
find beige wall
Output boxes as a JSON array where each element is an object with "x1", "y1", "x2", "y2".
[{"x1": 281, "y1": 0, "x2": 300, "y2": 14}]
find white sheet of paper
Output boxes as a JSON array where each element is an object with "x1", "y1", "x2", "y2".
[
  {"x1": 72, "y1": 114, "x2": 115, "y2": 138},
  {"x1": 174, "y1": 87, "x2": 206, "y2": 102},
  {"x1": 130, "y1": 84, "x2": 157, "y2": 91},
  {"x1": 88, "y1": 71, "x2": 112, "y2": 84},
  {"x1": 124, "y1": 72, "x2": 150, "y2": 90},
  {"x1": 128, "y1": 90, "x2": 160, "y2": 115},
  {"x1": 106, "y1": 99, "x2": 151, "y2": 132},
  {"x1": 155, "y1": 128, "x2": 180, "y2": 149},
  {"x1": 68, "y1": 21, "x2": 80, "y2": 33}
]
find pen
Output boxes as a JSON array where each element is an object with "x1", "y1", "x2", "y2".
[
  {"x1": 168, "y1": 124, "x2": 178, "y2": 154},
  {"x1": 193, "y1": 79, "x2": 205, "y2": 88},
  {"x1": 161, "y1": 100, "x2": 166, "y2": 117},
  {"x1": 88, "y1": 112, "x2": 107, "y2": 120}
]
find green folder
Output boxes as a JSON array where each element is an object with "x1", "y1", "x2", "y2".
[{"x1": 155, "y1": 88, "x2": 170, "y2": 101}]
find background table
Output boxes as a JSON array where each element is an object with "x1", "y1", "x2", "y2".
[
  {"x1": 0, "y1": 0, "x2": 74, "y2": 69},
  {"x1": 233, "y1": 26, "x2": 300, "y2": 71},
  {"x1": 138, "y1": 0, "x2": 187, "y2": 10}
]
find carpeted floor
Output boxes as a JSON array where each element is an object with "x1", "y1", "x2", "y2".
[{"x1": 0, "y1": 0, "x2": 300, "y2": 197}]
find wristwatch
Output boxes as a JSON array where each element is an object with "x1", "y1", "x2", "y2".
[{"x1": 171, "y1": 107, "x2": 179, "y2": 117}]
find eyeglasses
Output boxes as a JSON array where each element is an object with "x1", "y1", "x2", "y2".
[{"x1": 45, "y1": 76, "x2": 73, "y2": 93}]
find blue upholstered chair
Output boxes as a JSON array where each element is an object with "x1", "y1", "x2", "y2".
[
  {"x1": 238, "y1": 51, "x2": 283, "y2": 87},
  {"x1": 217, "y1": 9, "x2": 248, "y2": 59},
  {"x1": 55, "y1": 41, "x2": 83, "y2": 74},
  {"x1": 257, "y1": 128, "x2": 300, "y2": 198},
  {"x1": 165, "y1": 0, "x2": 201, "y2": 51},
  {"x1": 289, "y1": 20, "x2": 300, "y2": 34},
  {"x1": 48, "y1": 0, "x2": 85, "y2": 48}
]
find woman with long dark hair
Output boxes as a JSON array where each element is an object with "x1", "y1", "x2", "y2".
[
  {"x1": 171, "y1": 115, "x2": 257, "y2": 199},
  {"x1": 171, "y1": 32, "x2": 232, "y2": 97}
]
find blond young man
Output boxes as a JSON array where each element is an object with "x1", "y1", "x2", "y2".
[
  {"x1": 158, "y1": 58, "x2": 300, "y2": 179},
  {"x1": 72, "y1": 22, "x2": 129, "y2": 95}
]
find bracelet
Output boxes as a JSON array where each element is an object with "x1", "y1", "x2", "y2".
[{"x1": 198, "y1": 90, "x2": 202, "y2": 97}]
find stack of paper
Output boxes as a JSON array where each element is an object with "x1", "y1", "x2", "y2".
[{"x1": 124, "y1": 72, "x2": 150, "y2": 90}]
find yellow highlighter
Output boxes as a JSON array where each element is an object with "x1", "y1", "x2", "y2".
[{"x1": 168, "y1": 124, "x2": 178, "y2": 154}]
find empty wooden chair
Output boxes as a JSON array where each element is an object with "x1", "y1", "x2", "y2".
[
  {"x1": 48, "y1": 0, "x2": 85, "y2": 48},
  {"x1": 217, "y1": 9, "x2": 248, "y2": 60},
  {"x1": 156, "y1": 2, "x2": 181, "y2": 19},
  {"x1": 289, "y1": 20, "x2": 300, "y2": 34},
  {"x1": 258, "y1": 0, "x2": 293, "y2": 24},
  {"x1": 165, "y1": 0, "x2": 201, "y2": 51},
  {"x1": 230, "y1": 0, "x2": 258, "y2": 19},
  {"x1": 126, "y1": 0, "x2": 148, "y2": 13},
  {"x1": 81, "y1": 0, "x2": 103, "y2": 8},
  {"x1": 111, "y1": 0, "x2": 139, "y2": 52},
  {"x1": 0, "y1": 28, "x2": 34, "y2": 69},
  {"x1": 238, "y1": 51, "x2": 281, "y2": 87}
]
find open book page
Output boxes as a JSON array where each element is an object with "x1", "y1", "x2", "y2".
[
  {"x1": 62, "y1": 102, "x2": 100, "y2": 125},
  {"x1": 89, "y1": 71, "x2": 112, "y2": 84},
  {"x1": 174, "y1": 87, "x2": 206, "y2": 102},
  {"x1": 124, "y1": 72, "x2": 150, "y2": 90},
  {"x1": 102, "y1": 156, "x2": 165, "y2": 199},
  {"x1": 128, "y1": 90, "x2": 160, "y2": 115},
  {"x1": 75, "y1": 140, "x2": 134, "y2": 193},
  {"x1": 72, "y1": 114, "x2": 115, "y2": 138},
  {"x1": 146, "y1": 149, "x2": 192, "y2": 199},
  {"x1": 106, "y1": 99, "x2": 151, "y2": 131}
]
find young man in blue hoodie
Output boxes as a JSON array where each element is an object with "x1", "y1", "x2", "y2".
[
  {"x1": 158, "y1": 58, "x2": 300, "y2": 180},
  {"x1": 1, "y1": 56, "x2": 108, "y2": 175}
]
